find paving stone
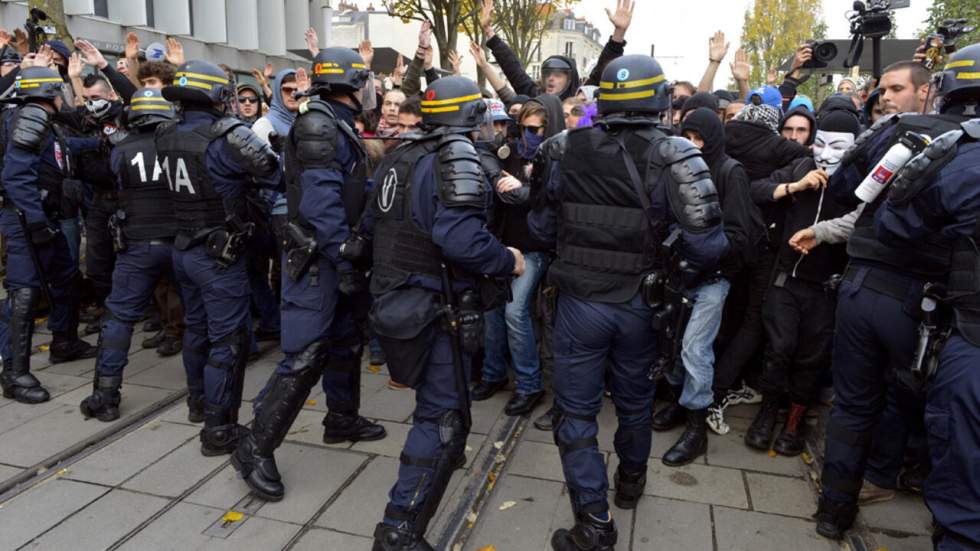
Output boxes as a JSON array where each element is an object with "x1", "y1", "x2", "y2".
[
  {"x1": 66, "y1": 420, "x2": 199, "y2": 486},
  {"x1": 465, "y1": 474, "x2": 566, "y2": 551},
  {"x1": 282, "y1": 408, "x2": 353, "y2": 450},
  {"x1": 290, "y1": 528, "x2": 373, "y2": 551},
  {"x1": 861, "y1": 492, "x2": 933, "y2": 536},
  {"x1": 30, "y1": 372, "x2": 91, "y2": 398},
  {"x1": 631, "y1": 496, "x2": 712, "y2": 550},
  {"x1": 156, "y1": 400, "x2": 200, "y2": 426},
  {"x1": 0, "y1": 399, "x2": 63, "y2": 435},
  {"x1": 188, "y1": 443, "x2": 366, "y2": 524},
  {"x1": 0, "y1": 463, "x2": 21, "y2": 482},
  {"x1": 469, "y1": 390, "x2": 509, "y2": 435},
  {"x1": 117, "y1": 502, "x2": 298, "y2": 550},
  {"x1": 507, "y1": 439, "x2": 564, "y2": 482},
  {"x1": 706, "y1": 425, "x2": 803, "y2": 477},
  {"x1": 0, "y1": 479, "x2": 109, "y2": 551},
  {"x1": 21, "y1": 489, "x2": 169, "y2": 551},
  {"x1": 873, "y1": 531, "x2": 934, "y2": 551},
  {"x1": 726, "y1": 404, "x2": 760, "y2": 419},
  {"x1": 317, "y1": 456, "x2": 398, "y2": 537},
  {"x1": 641, "y1": 462, "x2": 749, "y2": 509},
  {"x1": 121, "y1": 439, "x2": 227, "y2": 497},
  {"x1": 240, "y1": 360, "x2": 278, "y2": 401},
  {"x1": 350, "y1": 420, "x2": 412, "y2": 457},
  {"x1": 713, "y1": 506, "x2": 835, "y2": 551},
  {"x1": 352, "y1": 372, "x2": 418, "y2": 423},
  {"x1": 125, "y1": 357, "x2": 189, "y2": 390},
  {"x1": 745, "y1": 472, "x2": 816, "y2": 519}
]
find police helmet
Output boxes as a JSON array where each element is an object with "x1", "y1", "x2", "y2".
[
  {"x1": 125, "y1": 87, "x2": 176, "y2": 129},
  {"x1": 937, "y1": 42, "x2": 980, "y2": 107},
  {"x1": 420, "y1": 76, "x2": 487, "y2": 130},
  {"x1": 311, "y1": 48, "x2": 370, "y2": 95},
  {"x1": 597, "y1": 55, "x2": 670, "y2": 116},
  {"x1": 11, "y1": 66, "x2": 63, "y2": 102},
  {"x1": 163, "y1": 60, "x2": 234, "y2": 106}
]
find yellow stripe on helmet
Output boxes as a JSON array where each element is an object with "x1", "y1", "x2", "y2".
[
  {"x1": 131, "y1": 96, "x2": 169, "y2": 103},
  {"x1": 945, "y1": 60, "x2": 976, "y2": 70},
  {"x1": 421, "y1": 105, "x2": 462, "y2": 113},
  {"x1": 18, "y1": 77, "x2": 64, "y2": 84},
  {"x1": 130, "y1": 104, "x2": 173, "y2": 111},
  {"x1": 956, "y1": 72, "x2": 980, "y2": 80},
  {"x1": 421, "y1": 93, "x2": 482, "y2": 107},
  {"x1": 598, "y1": 74, "x2": 665, "y2": 90},
  {"x1": 599, "y1": 89, "x2": 658, "y2": 101},
  {"x1": 175, "y1": 71, "x2": 228, "y2": 84},
  {"x1": 180, "y1": 80, "x2": 214, "y2": 90}
]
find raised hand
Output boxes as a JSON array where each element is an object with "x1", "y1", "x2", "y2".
[
  {"x1": 75, "y1": 39, "x2": 108, "y2": 69},
  {"x1": 125, "y1": 31, "x2": 140, "y2": 60},
  {"x1": 295, "y1": 67, "x2": 310, "y2": 94},
  {"x1": 418, "y1": 20, "x2": 432, "y2": 50},
  {"x1": 392, "y1": 54, "x2": 406, "y2": 86},
  {"x1": 480, "y1": 0, "x2": 495, "y2": 36},
  {"x1": 708, "y1": 30, "x2": 729, "y2": 63},
  {"x1": 730, "y1": 48, "x2": 750, "y2": 82},
  {"x1": 35, "y1": 44, "x2": 54, "y2": 70},
  {"x1": 68, "y1": 51, "x2": 84, "y2": 79},
  {"x1": 766, "y1": 67, "x2": 778, "y2": 85},
  {"x1": 305, "y1": 27, "x2": 319, "y2": 57},
  {"x1": 165, "y1": 37, "x2": 184, "y2": 66},
  {"x1": 358, "y1": 40, "x2": 374, "y2": 70},
  {"x1": 0, "y1": 29, "x2": 11, "y2": 49},
  {"x1": 606, "y1": 0, "x2": 635, "y2": 42},
  {"x1": 469, "y1": 40, "x2": 488, "y2": 67},
  {"x1": 791, "y1": 44, "x2": 813, "y2": 72},
  {"x1": 448, "y1": 50, "x2": 463, "y2": 75},
  {"x1": 12, "y1": 28, "x2": 30, "y2": 55}
]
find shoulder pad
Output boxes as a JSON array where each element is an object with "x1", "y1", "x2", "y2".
[
  {"x1": 963, "y1": 118, "x2": 980, "y2": 140},
  {"x1": 219, "y1": 119, "x2": 279, "y2": 177},
  {"x1": 293, "y1": 107, "x2": 339, "y2": 169},
  {"x1": 210, "y1": 116, "x2": 244, "y2": 138},
  {"x1": 842, "y1": 113, "x2": 903, "y2": 168},
  {"x1": 658, "y1": 136, "x2": 722, "y2": 233},
  {"x1": 10, "y1": 103, "x2": 52, "y2": 153},
  {"x1": 477, "y1": 147, "x2": 502, "y2": 183},
  {"x1": 540, "y1": 130, "x2": 569, "y2": 162},
  {"x1": 436, "y1": 134, "x2": 486, "y2": 208},
  {"x1": 338, "y1": 119, "x2": 367, "y2": 161},
  {"x1": 888, "y1": 128, "x2": 963, "y2": 207}
]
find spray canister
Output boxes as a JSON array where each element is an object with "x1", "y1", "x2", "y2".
[{"x1": 854, "y1": 131, "x2": 932, "y2": 203}]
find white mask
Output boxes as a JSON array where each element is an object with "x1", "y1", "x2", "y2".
[{"x1": 812, "y1": 130, "x2": 855, "y2": 176}]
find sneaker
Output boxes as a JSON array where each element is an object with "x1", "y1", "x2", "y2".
[
  {"x1": 387, "y1": 378, "x2": 408, "y2": 390},
  {"x1": 726, "y1": 382, "x2": 762, "y2": 406},
  {"x1": 706, "y1": 402, "x2": 730, "y2": 435},
  {"x1": 857, "y1": 480, "x2": 896, "y2": 505}
]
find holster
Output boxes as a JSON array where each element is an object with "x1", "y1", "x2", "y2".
[
  {"x1": 284, "y1": 222, "x2": 319, "y2": 282},
  {"x1": 205, "y1": 216, "x2": 254, "y2": 269},
  {"x1": 650, "y1": 274, "x2": 694, "y2": 379},
  {"x1": 908, "y1": 283, "x2": 952, "y2": 391},
  {"x1": 108, "y1": 210, "x2": 127, "y2": 253},
  {"x1": 456, "y1": 290, "x2": 484, "y2": 355}
]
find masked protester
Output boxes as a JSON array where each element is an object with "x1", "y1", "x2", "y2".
[{"x1": 742, "y1": 109, "x2": 859, "y2": 457}]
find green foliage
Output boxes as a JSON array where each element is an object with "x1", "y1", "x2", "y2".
[
  {"x1": 921, "y1": 0, "x2": 980, "y2": 46},
  {"x1": 741, "y1": 0, "x2": 826, "y2": 85}
]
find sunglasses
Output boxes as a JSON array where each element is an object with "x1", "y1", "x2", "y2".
[
  {"x1": 238, "y1": 96, "x2": 259, "y2": 104},
  {"x1": 281, "y1": 86, "x2": 298, "y2": 95},
  {"x1": 520, "y1": 124, "x2": 545, "y2": 134}
]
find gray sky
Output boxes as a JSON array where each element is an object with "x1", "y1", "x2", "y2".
[{"x1": 350, "y1": 0, "x2": 932, "y2": 84}]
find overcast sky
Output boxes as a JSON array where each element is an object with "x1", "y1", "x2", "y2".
[{"x1": 351, "y1": 0, "x2": 932, "y2": 84}]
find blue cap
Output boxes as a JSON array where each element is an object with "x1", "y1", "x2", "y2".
[
  {"x1": 745, "y1": 85, "x2": 782, "y2": 109},
  {"x1": 486, "y1": 99, "x2": 511, "y2": 122},
  {"x1": 787, "y1": 95, "x2": 814, "y2": 112}
]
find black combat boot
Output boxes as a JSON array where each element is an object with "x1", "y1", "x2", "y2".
[
  {"x1": 322, "y1": 411, "x2": 387, "y2": 444},
  {"x1": 662, "y1": 408, "x2": 708, "y2": 467},
  {"x1": 49, "y1": 287, "x2": 97, "y2": 364},
  {"x1": 814, "y1": 495, "x2": 858, "y2": 539},
  {"x1": 551, "y1": 512, "x2": 618, "y2": 551},
  {"x1": 231, "y1": 434, "x2": 284, "y2": 501},
  {"x1": 613, "y1": 464, "x2": 647, "y2": 509},
  {"x1": 200, "y1": 404, "x2": 247, "y2": 456},
  {"x1": 79, "y1": 375, "x2": 122, "y2": 422},
  {"x1": 773, "y1": 403, "x2": 808, "y2": 456},
  {"x1": 744, "y1": 394, "x2": 780, "y2": 451},
  {"x1": 372, "y1": 523, "x2": 435, "y2": 551},
  {"x1": 1, "y1": 288, "x2": 50, "y2": 404},
  {"x1": 651, "y1": 385, "x2": 686, "y2": 431},
  {"x1": 186, "y1": 393, "x2": 205, "y2": 423}
]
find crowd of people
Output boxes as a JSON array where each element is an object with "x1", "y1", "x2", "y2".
[{"x1": 0, "y1": 0, "x2": 978, "y2": 549}]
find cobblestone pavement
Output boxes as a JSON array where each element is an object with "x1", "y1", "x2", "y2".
[{"x1": 0, "y1": 324, "x2": 934, "y2": 551}]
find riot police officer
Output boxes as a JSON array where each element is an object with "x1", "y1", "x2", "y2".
[
  {"x1": 157, "y1": 60, "x2": 279, "y2": 456},
  {"x1": 528, "y1": 55, "x2": 729, "y2": 550},
  {"x1": 79, "y1": 88, "x2": 177, "y2": 421},
  {"x1": 873, "y1": 43, "x2": 980, "y2": 550},
  {"x1": 0, "y1": 67, "x2": 98, "y2": 404},
  {"x1": 231, "y1": 47, "x2": 386, "y2": 502},
  {"x1": 814, "y1": 57, "x2": 978, "y2": 538},
  {"x1": 368, "y1": 76, "x2": 525, "y2": 550}
]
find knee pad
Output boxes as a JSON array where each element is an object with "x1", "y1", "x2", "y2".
[
  {"x1": 183, "y1": 326, "x2": 210, "y2": 356},
  {"x1": 551, "y1": 407, "x2": 599, "y2": 459}
]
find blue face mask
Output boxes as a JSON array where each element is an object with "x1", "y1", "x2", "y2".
[{"x1": 518, "y1": 129, "x2": 545, "y2": 160}]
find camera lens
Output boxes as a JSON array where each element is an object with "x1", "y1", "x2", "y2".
[{"x1": 814, "y1": 42, "x2": 838, "y2": 62}]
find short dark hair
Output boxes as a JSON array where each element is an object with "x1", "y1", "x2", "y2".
[
  {"x1": 137, "y1": 61, "x2": 176, "y2": 85},
  {"x1": 356, "y1": 110, "x2": 379, "y2": 133},
  {"x1": 882, "y1": 60, "x2": 931, "y2": 89},
  {"x1": 82, "y1": 74, "x2": 111, "y2": 92},
  {"x1": 399, "y1": 95, "x2": 422, "y2": 117}
]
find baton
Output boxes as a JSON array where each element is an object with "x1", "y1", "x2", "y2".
[{"x1": 15, "y1": 208, "x2": 53, "y2": 304}]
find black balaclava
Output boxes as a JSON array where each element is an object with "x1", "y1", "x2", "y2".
[
  {"x1": 681, "y1": 107, "x2": 727, "y2": 177},
  {"x1": 681, "y1": 92, "x2": 720, "y2": 121}
]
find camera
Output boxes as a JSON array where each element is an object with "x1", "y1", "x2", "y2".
[
  {"x1": 803, "y1": 40, "x2": 838, "y2": 69},
  {"x1": 923, "y1": 18, "x2": 976, "y2": 70},
  {"x1": 25, "y1": 8, "x2": 57, "y2": 52},
  {"x1": 848, "y1": 0, "x2": 908, "y2": 39}
]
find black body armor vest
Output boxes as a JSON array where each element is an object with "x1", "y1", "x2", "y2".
[
  {"x1": 115, "y1": 130, "x2": 175, "y2": 241},
  {"x1": 155, "y1": 118, "x2": 227, "y2": 237}
]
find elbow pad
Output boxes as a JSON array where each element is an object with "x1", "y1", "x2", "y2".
[
  {"x1": 436, "y1": 134, "x2": 487, "y2": 208},
  {"x1": 659, "y1": 136, "x2": 722, "y2": 233},
  {"x1": 10, "y1": 104, "x2": 52, "y2": 153},
  {"x1": 213, "y1": 117, "x2": 279, "y2": 177}
]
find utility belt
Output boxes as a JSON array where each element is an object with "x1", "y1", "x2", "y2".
[
  {"x1": 642, "y1": 267, "x2": 694, "y2": 379},
  {"x1": 0, "y1": 191, "x2": 62, "y2": 221},
  {"x1": 283, "y1": 222, "x2": 319, "y2": 284},
  {"x1": 843, "y1": 264, "x2": 927, "y2": 302},
  {"x1": 175, "y1": 216, "x2": 254, "y2": 268}
]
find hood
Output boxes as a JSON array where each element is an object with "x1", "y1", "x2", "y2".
[
  {"x1": 778, "y1": 106, "x2": 817, "y2": 146},
  {"x1": 681, "y1": 107, "x2": 727, "y2": 177},
  {"x1": 266, "y1": 68, "x2": 297, "y2": 136},
  {"x1": 542, "y1": 55, "x2": 580, "y2": 100},
  {"x1": 526, "y1": 93, "x2": 566, "y2": 139},
  {"x1": 725, "y1": 118, "x2": 810, "y2": 180},
  {"x1": 817, "y1": 94, "x2": 861, "y2": 121},
  {"x1": 681, "y1": 92, "x2": 719, "y2": 121}
]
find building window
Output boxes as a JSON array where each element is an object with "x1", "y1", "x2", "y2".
[
  {"x1": 146, "y1": 0, "x2": 155, "y2": 27},
  {"x1": 564, "y1": 41, "x2": 574, "y2": 58},
  {"x1": 563, "y1": 18, "x2": 575, "y2": 31},
  {"x1": 94, "y1": 0, "x2": 108, "y2": 17}
]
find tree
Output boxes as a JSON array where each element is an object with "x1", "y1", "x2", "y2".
[
  {"x1": 28, "y1": 0, "x2": 74, "y2": 49},
  {"x1": 483, "y1": 0, "x2": 577, "y2": 68},
  {"x1": 921, "y1": 0, "x2": 980, "y2": 47},
  {"x1": 383, "y1": 0, "x2": 477, "y2": 69},
  {"x1": 740, "y1": 0, "x2": 826, "y2": 86}
]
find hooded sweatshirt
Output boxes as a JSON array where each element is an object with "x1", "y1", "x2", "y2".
[
  {"x1": 726, "y1": 114, "x2": 811, "y2": 181},
  {"x1": 682, "y1": 107, "x2": 765, "y2": 277},
  {"x1": 252, "y1": 68, "x2": 297, "y2": 144},
  {"x1": 490, "y1": 94, "x2": 565, "y2": 252},
  {"x1": 777, "y1": 106, "x2": 817, "y2": 146}
]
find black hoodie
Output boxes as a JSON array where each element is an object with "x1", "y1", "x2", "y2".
[
  {"x1": 682, "y1": 108, "x2": 766, "y2": 277},
  {"x1": 490, "y1": 94, "x2": 565, "y2": 252},
  {"x1": 777, "y1": 106, "x2": 817, "y2": 146},
  {"x1": 487, "y1": 33, "x2": 624, "y2": 100},
  {"x1": 725, "y1": 119, "x2": 811, "y2": 181}
]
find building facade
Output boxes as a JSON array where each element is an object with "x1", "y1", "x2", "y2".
[{"x1": 527, "y1": 9, "x2": 603, "y2": 81}]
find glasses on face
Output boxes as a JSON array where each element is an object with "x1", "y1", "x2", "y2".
[
  {"x1": 521, "y1": 124, "x2": 544, "y2": 134},
  {"x1": 281, "y1": 86, "x2": 298, "y2": 96},
  {"x1": 238, "y1": 96, "x2": 259, "y2": 104}
]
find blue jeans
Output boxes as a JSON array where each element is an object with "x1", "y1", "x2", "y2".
[
  {"x1": 667, "y1": 278, "x2": 730, "y2": 410},
  {"x1": 482, "y1": 251, "x2": 547, "y2": 395}
]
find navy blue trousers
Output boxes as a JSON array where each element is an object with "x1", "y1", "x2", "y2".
[
  {"x1": 551, "y1": 294, "x2": 656, "y2": 514},
  {"x1": 96, "y1": 242, "x2": 175, "y2": 377}
]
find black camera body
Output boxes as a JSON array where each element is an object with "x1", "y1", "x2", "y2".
[
  {"x1": 849, "y1": 0, "x2": 901, "y2": 39},
  {"x1": 803, "y1": 40, "x2": 839, "y2": 69}
]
